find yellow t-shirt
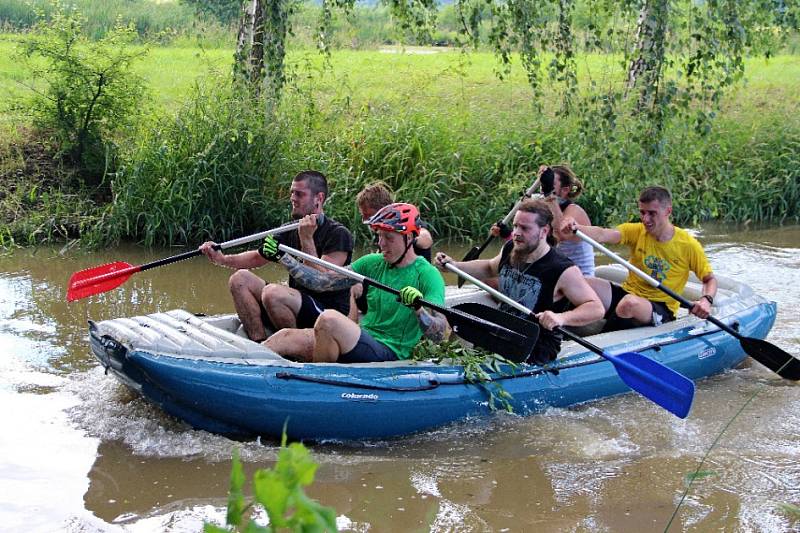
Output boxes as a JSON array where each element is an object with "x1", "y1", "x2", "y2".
[{"x1": 616, "y1": 223, "x2": 713, "y2": 316}]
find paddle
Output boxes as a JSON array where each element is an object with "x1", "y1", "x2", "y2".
[
  {"x1": 443, "y1": 261, "x2": 695, "y2": 418},
  {"x1": 457, "y1": 170, "x2": 551, "y2": 287},
  {"x1": 574, "y1": 229, "x2": 800, "y2": 381},
  {"x1": 277, "y1": 244, "x2": 539, "y2": 362},
  {"x1": 67, "y1": 221, "x2": 305, "y2": 302}
]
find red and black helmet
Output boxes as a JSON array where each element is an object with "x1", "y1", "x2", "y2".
[{"x1": 366, "y1": 202, "x2": 421, "y2": 236}]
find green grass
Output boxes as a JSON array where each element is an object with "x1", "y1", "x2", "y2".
[
  {"x1": 2, "y1": 36, "x2": 799, "y2": 245},
  {"x1": 2, "y1": 35, "x2": 797, "y2": 122}
]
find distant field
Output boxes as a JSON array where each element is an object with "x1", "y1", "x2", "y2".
[{"x1": 1, "y1": 36, "x2": 797, "y2": 129}]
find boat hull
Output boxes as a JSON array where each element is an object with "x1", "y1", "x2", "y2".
[{"x1": 89, "y1": 277, "x2": 777, "y2": 440}]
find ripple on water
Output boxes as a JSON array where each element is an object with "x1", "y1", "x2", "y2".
[{"x1": 64, "y1": 367, "x2": 279, "y2": 462}]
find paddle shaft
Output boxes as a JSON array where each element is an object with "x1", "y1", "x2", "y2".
[
  {"x1": 444, "y1": 261, "x2": 696, "y2": 417},
  {"x1": 279, "y1": 244, "x2": 445, "y2": 315},
  {"x1": 277, "y1": 244, "x2": 539, "y2": 358},
  {"x1": 70, "y1": 222, "x2": 302, "y2": 290},
  {"x1": 458, "y1": 176, "x2": 544, "y2": 288}
]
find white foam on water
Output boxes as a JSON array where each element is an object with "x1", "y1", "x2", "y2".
[{"x1": 63, "y1": 367, "x2": 279, "y2": 462}]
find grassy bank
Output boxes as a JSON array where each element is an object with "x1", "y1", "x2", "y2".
[{"x1": 1, "y1": 37, "x2": 799, "y2": 247}]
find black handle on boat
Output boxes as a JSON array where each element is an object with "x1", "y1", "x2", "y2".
[
  {"x1": 458, "y1": 174, "x2": 544, "y2": 286},
  {"x1": 277, "y1": 244, "x2": 539, "y2": 362},
  {"x1": 443, "y1": 261, "x2": 696, "y2": 418},
  {"x1": 574, "y1": 229, "x2": 800, "y2": 381}
]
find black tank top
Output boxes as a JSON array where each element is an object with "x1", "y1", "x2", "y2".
[{"x1": 498, "y1": 241, "x2": 574, "y2": 363}]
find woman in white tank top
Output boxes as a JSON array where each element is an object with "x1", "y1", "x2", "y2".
[{"x1": 539, "y1": 164, "x2": 596, "y2": 277}]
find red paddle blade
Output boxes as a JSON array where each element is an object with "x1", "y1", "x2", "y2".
[{"x1": 67, "y1": 261, "x2": 139, "y2": 302}]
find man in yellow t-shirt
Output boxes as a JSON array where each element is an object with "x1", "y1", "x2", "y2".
[{"x1": 561, "y1": 186, "x2": 717, "y2": 332}]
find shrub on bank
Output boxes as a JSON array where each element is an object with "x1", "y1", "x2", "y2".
[
  {"x1": 93, "y1": 79, "x2": 285, "y2": 248},
  {"x1": 96, "y1": 84, "x2": 800, "y2": 249}
]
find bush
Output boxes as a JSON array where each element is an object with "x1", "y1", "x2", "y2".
[
  {"x1": 17, "y1": 2, "x2": 148, "y2": 183},
  {"x1": 96, "y1": 77, "x2": 285, "y2": 247}
]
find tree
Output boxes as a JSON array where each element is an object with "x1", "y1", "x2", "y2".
[
  {"x1": 233, "y1": 0, "x2": 793, "y2": 147},
  {"x1": 19, "y1": 3, "x2": 147, "y2": 182}
]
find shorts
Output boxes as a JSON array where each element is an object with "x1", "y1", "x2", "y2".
[
  {"x1": 339, "y1": 330, "x2": 398, "y2": 364},
  {"x1": 602, "y1": 283, "x2": 675, "y2": 333},
  {"x1": 261, "y1": 292, "x2": 324, "y2": 331}
]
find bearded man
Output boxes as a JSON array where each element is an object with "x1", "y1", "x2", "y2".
[{"x1": 435, "y1": 199, "x2": 603, "y2": 365}]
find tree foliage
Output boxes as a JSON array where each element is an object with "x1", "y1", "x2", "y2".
[
  {"x1": 17, "y1": 1, "x2": 147, "y2": 182},
  {"x1": 236, "y1": 0, "x2": 796, "y2": 152}
]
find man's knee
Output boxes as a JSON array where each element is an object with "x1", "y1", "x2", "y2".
[
  {"x1": 615, "y1": 295, "x2": 648, "y2": 321},
  {"x1": 315, "y1": 309, "x2": 345, "y2": 335},
  {"x1": 229, "y1": 269, "x2": 258, "y2": 293}
]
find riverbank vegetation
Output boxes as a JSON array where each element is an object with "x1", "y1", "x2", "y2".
[{"x1": 1, "y1": 1, "x2": 799, "y2": 248}]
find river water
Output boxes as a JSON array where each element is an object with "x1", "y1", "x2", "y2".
[{"x1": 1, "y1": 224, "x2": 799, "y2": 532}]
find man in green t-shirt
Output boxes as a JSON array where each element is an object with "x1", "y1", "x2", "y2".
[
  {"x1": 561, "y1": 185, "x2": 717, "y2": 332},
  {"x1": 261, "y1": 203, "x2": 449, "y2": 363}
]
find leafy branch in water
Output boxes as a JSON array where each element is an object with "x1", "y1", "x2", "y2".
[
  {"x1": 205, "y1": 436, "x2": 337, "y2": 532},
  {"x1": 412, "y1": 338, "x2": 518, "y2": 413},
  {"x1": 778, "y1": 503, "x2": 800, "y2": 522}
]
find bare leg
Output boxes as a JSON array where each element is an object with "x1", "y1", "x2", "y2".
[
  {"x1": 264, "y1": 328, "x2": 315, "y2": 362},
  {"x1": 615, "y1": 295, "x2": 655, "y2": 325},
  {"x1": 312, "y1": 310, "x2": 362, "y2": 363},
  {"x1": 229, "y1": 270, "x2": 267, "y2": 341},
  {"x1": 585, "y1": 277, "x2": 613, "y2": 313},
  {"x1": 261, "y1": 284, "x2": 303, "y2": 330}
]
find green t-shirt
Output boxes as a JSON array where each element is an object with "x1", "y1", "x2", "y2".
[{"x1": 351, "y1": 254, "x2": 445, "y2": 359}]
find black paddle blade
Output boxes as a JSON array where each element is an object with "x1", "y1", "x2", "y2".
[
  {"x1": 461, "y1": 245, "x2": 482, "y2": 263},
  {"x1": 741, "y1": 337, "x2": 800, "y2": 380},
  {"x1": 452, "y1": 302, "x2": 539, "y2": 363}
]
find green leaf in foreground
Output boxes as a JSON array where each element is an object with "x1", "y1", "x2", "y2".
[{"x1": 205, "y1": 438, "x2": 337, "y2": 532}]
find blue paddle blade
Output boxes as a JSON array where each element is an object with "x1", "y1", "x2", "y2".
[{"x1": 608, "y1": 351, "x2": 695, "y2": 418}]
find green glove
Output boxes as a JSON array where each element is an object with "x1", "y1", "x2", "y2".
[
  {"x1": 259, "y1": 235, "x2": 284, "y2": 262},
  {"x1": 398, "y1": 286, "x2": 423, "y2": 309}
]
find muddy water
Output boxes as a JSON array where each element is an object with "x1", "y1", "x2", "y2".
[{"x1": 1, "y1": 225, "x2": 799, "y2": 532}]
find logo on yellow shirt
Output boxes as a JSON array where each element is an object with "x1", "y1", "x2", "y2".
[{"x1": 644, "y1": 255, "x2": 670, "y2": 282}]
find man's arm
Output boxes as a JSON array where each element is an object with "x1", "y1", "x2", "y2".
[
  {"x1": 689, "y1": 274, "x2": 717, "y2": 319},
  {"x1": 297, "y1": 214, "x2": 346, "y2": 273},
  {"x1": 560, "y1": 217, "x2": 622, "y2": 244},
  {"x1": 417, "y1": 309, "x2": 449, "y2": 343},
  {"x1": 199, "y1": 243, "x2": 268, "y2": 270},
  {"x1": 278, "y1": 254, "x2": 359, "y2": 292},
  {"x1": 537, "y1": 266, "x2": 605, "y2": 330},
  {"x1": 434, "y1": 252, "x2": 501, "y2": 279}
]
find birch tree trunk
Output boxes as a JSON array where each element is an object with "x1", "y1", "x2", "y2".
[
  {"x1": 234, "y1": 0, "x2": 287, "y2": 109},
  {"x1": 626, "y1": 0, "x2": 668, "y2": 113}
]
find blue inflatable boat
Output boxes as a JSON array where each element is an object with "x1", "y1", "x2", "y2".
[{"x1": 89, "y1": 266, "x2": 776, "y2": 440}]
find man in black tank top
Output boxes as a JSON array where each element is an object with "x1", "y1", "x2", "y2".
[
  {"x1": 435, "y1": 199, "x2": 604, "y2": 365},
  {"x1": 200, "y1": 171, "x2": 354, "y2": 358}
]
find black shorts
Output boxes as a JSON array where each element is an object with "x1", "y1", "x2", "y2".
[
  {"x1": 603, "y1": 283, "x2": 675, "y2": 333},
  {"x1": 260, "y1": 291, "x2": 325, "y2": 331},
  {"x1": 339, "y1": 329, "x2": 398, "y2": 364}
]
